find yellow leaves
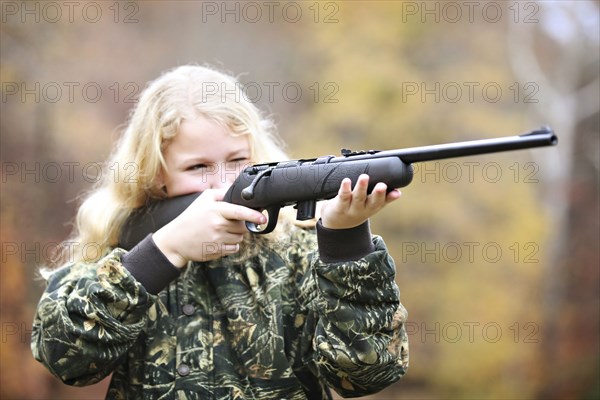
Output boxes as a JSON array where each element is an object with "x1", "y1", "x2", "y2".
[
  {"x1": 284, "y1": 4, "x2": 552, "y2": 399},
  {"x1": 83, "y1": 319, "x2": 96, "y2": 331},
  {"x1": 83, "y1": 318, "x2": 105, "y2": 339},
  {"x1": 356, "y1": 348, "x2": 378, "y2": 365},
  {"x1": 148, "y1": 337, "x2": 174, "y2": 366},
  {"x1": 97, "y1": 259, "x2": 125, "y2": 285},
  {"x1": 247, "y1": 363, "x2": 277, "y2": 380},
  {"x1": 318, "y1": 341, "x2": 333, "y2": 354},
  {"x1": 246, "y1": 266, "x2": 259, "y2": 288},
  {"x1": 228, "y1": 315, "x2": 257, "y2": 348},
  {"x1": 148, "y1": 303, "x2": 157, "y2": 322},
  {"x1": 341, "y1": 377, "x2": 355, "y2": 391},
  {"x1": 294, "y1": 313, "x2": 305, "y2": 328}
]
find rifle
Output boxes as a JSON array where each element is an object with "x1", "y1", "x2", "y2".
[{"x1": 118, "y1": 127, "x2": 557, "y2": 249}]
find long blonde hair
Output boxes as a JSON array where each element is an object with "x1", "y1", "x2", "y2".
[{"x1": 50, "y1": 64, "x2": 295, "y2": 271}]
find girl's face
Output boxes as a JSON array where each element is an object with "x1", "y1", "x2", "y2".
[{"x1": 161, "y1": 117, "x2": 251, "y2": 197}]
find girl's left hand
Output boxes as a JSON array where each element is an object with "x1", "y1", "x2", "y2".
[{"x1": 320, "y1": 174, "x2": 401, "y2": 230}]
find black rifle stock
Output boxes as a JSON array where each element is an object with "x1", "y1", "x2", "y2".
[{"x1": 118, "y1": 127, "x2": 557, "y2": 249}]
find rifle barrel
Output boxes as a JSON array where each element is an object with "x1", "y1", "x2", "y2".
[{"x1": 332, "y1": 127, "x2": 557, "y2": 164}]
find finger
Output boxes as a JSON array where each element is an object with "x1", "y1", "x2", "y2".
[
  {"x1": 204, "y1": 236, "x2": 243, "y2": 254},
  {"x1": 218, "y1": 230, "x2": 245, "y2": 243},
  {"x1": 224, "y1": 221, "x2": 247, "y2": 235},
  {"x1": 221, "y1": 243, "x2": 241, "y2": 255},
  {"x1": 367, "y1": 182, "x2": 388, "y2": 208},
  {"x1": 219, "y1": 203, "x2": 266, "y2": 225},
  {"x1": 204, "y1": 243, "x2": 240, "y2": 260},
  {"x1": 337, "y1": 178, "x2": 353, "y2": 203},
  {"x1": 386, "y1": 189, "x2": 402, "y2": 204},
  {"x1": 352, "y1": 174, "x2": 370, "y2": 204},
  {"x1": 371, "y1": 181, "x2": 387, "y2": 195}
]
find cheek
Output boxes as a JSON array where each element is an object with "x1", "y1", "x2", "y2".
[
  {"x1": 165, "y1": 173, "x2": 210, "y2": 197},
  {"x1": 227, "y1": 162, "x2": 251, "y2": 183},
  {"x1": 224, "y1": 171, "x2": 239, "y2": 185}
]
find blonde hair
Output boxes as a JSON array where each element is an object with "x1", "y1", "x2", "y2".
[{"x1": 49, "y1": 64, "x2": 296, "y2": 271}]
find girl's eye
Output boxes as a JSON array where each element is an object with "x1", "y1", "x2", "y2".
[{"x1": 187, "y1": 164, "x2": 208, "y2": 171}]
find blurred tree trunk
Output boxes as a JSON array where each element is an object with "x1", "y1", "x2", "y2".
[{"x1": 507, "y1": 3, "x2": 599, "y2": 398}]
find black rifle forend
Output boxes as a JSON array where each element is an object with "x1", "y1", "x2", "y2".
[{"x1": 118, "y1": 127, "x2": 557, "y2": 249}]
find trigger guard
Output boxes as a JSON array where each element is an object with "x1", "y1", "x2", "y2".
[
  {"x1": 245, "y1": 207, "x2": 280, "y2": 234},
  {"x1": 245, "y1": 221, "x2": 263, "y2": 234}
]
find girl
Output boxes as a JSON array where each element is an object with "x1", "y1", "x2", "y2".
[{"x1": 32, "y1": 65, "x2": 409, "y2": 399}]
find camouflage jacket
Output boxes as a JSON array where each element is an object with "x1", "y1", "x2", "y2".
[{"x1": 32, "y1": 223, "x2": 409, "y2": 399}]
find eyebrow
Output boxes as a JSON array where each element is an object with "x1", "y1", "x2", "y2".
[
  {"x1": 180, "y1": 148, "x2": 250, "y2": 166},
  {"x1": 227, "y1": 148, "x2": 251, "y2": 158}
]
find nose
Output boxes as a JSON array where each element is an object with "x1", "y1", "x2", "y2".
[
  {"x1": 204, "y1": 172, "x2": 224, "y2": 189},
  {"x1": 206, "y1": 167, "x2": 234, "y2": 190},
  {"x1": 209, "y1": 178, "x2": 231, "y2": 190}
]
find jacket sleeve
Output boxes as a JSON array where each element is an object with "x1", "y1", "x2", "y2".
[
  {"x1": 297, "y1": 226, "x2": 409, "y2": 398},
  {"x1": 31, "y1": 248, "x2": 153, "y2": 386}
]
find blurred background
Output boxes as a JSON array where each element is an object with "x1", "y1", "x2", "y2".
[{"x1": 1, "y1": 1, "x2": 598, "y2": 399}]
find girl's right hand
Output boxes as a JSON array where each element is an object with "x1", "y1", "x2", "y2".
[{"x1": 152, "y1": 188, "x2": 266, "y2": 267}]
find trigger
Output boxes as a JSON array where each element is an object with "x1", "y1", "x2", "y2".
[{"x1": 245, "y1": 207, "x2": 281, "y2": 234}]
